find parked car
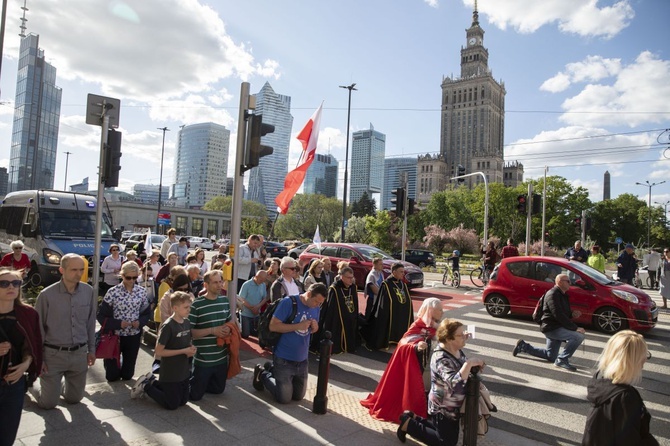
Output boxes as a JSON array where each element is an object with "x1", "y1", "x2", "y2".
[
  {"x1": 299, "y1": 242, "x2": 424, "y2": 289},
  {"x1": 264, "y1": 241, "x2": 288, "y2": 258},
  {"x1": 124, "y1": 233, "x2": 166, "y2": 252},
  {"x1": 392, "y1": 249, "x2": 435, "y2": 268},
  {"x1": 612, "y1": 265, "x2": 653, "y2": 289},
  {"x1": 120, "y1": 230, "x2": 133, "y2": 243},
  {"x1": 482, "y1": 256, "x2": 658, "y2": 334},
  {"x1": 186, "y1": 236, "x2": 214, "y2": 250},
  {"x1": 213, "y1": 238, "x2": 229, "y2": 250},
  {"x1": 288, "y1": 243, "x2": 310, "y2": 259}
]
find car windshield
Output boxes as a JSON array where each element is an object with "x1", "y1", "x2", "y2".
[
  {"x1": 569, "y1": 260, "x2": 613, "y2": 285},
  {"x1": 40, "y1": 210, "x2": 114, "y2": 238},
  {"x1": 356, "y1": 245, "x2": 394, "y2": 261}
]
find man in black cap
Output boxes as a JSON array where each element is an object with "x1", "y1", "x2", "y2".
[{"x1": 616, "y1": 244, "x2": 638, "y2": 285}]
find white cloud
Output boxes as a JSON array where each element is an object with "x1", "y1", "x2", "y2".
[
  {"x1": 470, "y1": 0, "x2": 634, "y2": 38},
  {"x1": 540, "y1": 73, "x2": 571, "y2": 93},
  {"x1": 541, "y1": 56, "x2": 622, "y2": 92},
  {"x1": 424, "y1": 0, "x2": 439, "y2": 8}
]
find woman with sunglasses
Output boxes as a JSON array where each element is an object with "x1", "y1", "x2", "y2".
[
  {"x1": 0, "y1": 267, "x2": 42, "y2": 446},
  {"x1": 582, "y1": 330, "x2": 658, "y2": 445},
  {"x1": 362, "y1": 298, "x2": 443, "y2": 423},
  {"x1": 0, "y1": 241, "x2": 31, "y2": 279},
  {"x1": 97, "y1": 262, "x2": 151, "y2": 382},
  {"x1": 100, "y1": 244, "x2": 123, "y2": 296},
  {"x1": 659, "y1": 249, "x2": 670, "y2": 309},
  {"x1": 396, "y1": 318, "x2": 485, "y2": 446}
]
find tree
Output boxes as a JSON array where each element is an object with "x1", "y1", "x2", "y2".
[
  {"x1": 589, "y1": 194, "x2": 646, "y2": 249},
  {"x1": 365, "y1": 210, "x2": 398, "y2": 253},
  {"x1": 344, "y1": 216, "x2": 370, "y2": 244},
  {"x1": 203, "y1": 196, "x2": 269, "y2": 238},
  {"x1": 349, "y1": 191, "x2": 377, "y2": 217},
  {"x1": 273, "y1": 194, "x2": 341, "y2": 241}
]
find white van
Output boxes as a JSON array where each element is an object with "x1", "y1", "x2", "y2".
[{"x1": 0, "y1": 190, "x2": 117, "y2": 286}]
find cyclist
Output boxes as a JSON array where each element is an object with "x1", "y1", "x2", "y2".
[
  {"x1": 482, "y1": 241, "x2": 498, "y2": 276},
  {"x1": 447, "y1": 249, "x2": 460, "y2": 276}
]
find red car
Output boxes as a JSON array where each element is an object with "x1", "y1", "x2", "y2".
[
  {"x1": 299, "y1": 243, "x2": 424, "y2": 289},
  {"x1": 482, "y1": 256, "x2": 658, "y2": 334}
]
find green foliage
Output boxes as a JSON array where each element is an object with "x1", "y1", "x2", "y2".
[
  {"x1": 22, "y1": 285, "x2": 43, "y2": 306},
  {"x1": 204, "y1": 195, "x2": 270, "y2": 239},
  {"x1": 365, "y1": 210, "x2": 398, "y2": 253},
  {"x1": 349, "y1": 191, "x2": 377, "y2": 217},
  {"x1": 344, "y1": 216, "x2": 370, "y2": 244},
  {"x1": 589, "y1": 193, "x2": 646, "y2": 248},
  {"x1": 273, "y1": 194, "x2": 342, "y2": 241}
]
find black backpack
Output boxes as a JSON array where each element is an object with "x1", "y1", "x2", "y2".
[
  {"x1": 532, "y1": 292, "x2": 546, "y2": 324},
  {"x1": 257, "y1": 295, "x2": 298, "y2": 349}
]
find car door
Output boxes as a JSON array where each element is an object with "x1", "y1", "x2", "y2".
[
  {"x1": 529, "y1": 261, "x2": 561, "y2": 312},
  {"x1": 562, "y1": 265, "x2": 598, "y2": 325}
]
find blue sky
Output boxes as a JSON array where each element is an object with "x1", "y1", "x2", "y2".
[{"x1": 0, "y1": 0, "x2": 669, "y2": 208}]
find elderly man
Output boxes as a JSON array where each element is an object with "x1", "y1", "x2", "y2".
[
  {"x1": 512, "y1": 274, "x2": 586, "y2": 371},
  {"x1": 616, "y1": 244, "x2": 638, "y2": 285},
  {"x1": 271, "y1": 257, "x2": 304, "y2": 303},
  {"x1": 316, "y1": 266, "x2": 358, "y2": 354},
  {"x1": 32, "y1": 254, "x2": 97, "y2": 409},
  {"x1": 564, "y1": 240, "x2": 588, "y2": 263},
  {"x1": 238, "y1": 270, "x2": 268, "y2": 338},
  {"x1": 237, "y1": 234, "x2": 262, "y2": 292},
  {"x1": 161, "y1": 228, "x2": 178, "y2": 259}
]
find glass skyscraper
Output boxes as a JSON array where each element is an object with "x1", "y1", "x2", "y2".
[
  {"x1": 247, "y1": 82, "x2": 293, "y2": 216},
  {"x1": 8, "y1": 34, "x2": 62, "y2": 192},
  {"x1": 303, "y1": 153, "x2": 337, "y2": 198},
  {"x1": 172, "y1": 122, "x2": 230, "y2": 208},
  {"x1": 381, "y1": 157, "x2": 417, "y2": 211},
  {"x1": 350, "y1": 124, "x2": 385, "y2": 204}
]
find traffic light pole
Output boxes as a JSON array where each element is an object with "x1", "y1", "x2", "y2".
[
  {"x1": 525, "y1": 183, "x2": 533, "y2": 255},
  {"x1": 451, "y1": 171, "x2": 489, "y2": 248},
  {"x1": 93, "y1": 105, "x2": 110, "y2": 299},
  {"x1": 541, "y1": 167, "x2": 547, "y2": 255}
]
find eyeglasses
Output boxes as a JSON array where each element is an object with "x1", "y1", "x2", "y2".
[
  {"x1": 12, "y1": 247, "x2": 22, "y2": 250},
  {"x1": 454, "y1": 331, "x2": 470, "y2": 338},
  {"x1": 342, "y1": 275, "x2": 354, "y2": 280},
  {"x1": 123, "y1": 275, "x2": 138, "y2": 281},
  {"x1": 0, "y1": 280, "x2": 22, "y2": 288},
  {"x1": 559, "y1": 279, "x2": 570, "y2": 283}
]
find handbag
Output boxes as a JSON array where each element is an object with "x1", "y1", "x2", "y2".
[{"x1": 95, "y1": 321, "x2": 120, "y2": 365}]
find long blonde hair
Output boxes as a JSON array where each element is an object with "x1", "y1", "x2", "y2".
[{"x1": 597, "y1": 330, "x2": 648, "y2": 385}]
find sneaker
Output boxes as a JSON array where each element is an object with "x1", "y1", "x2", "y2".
[
  {"x1": 263, "y1": 361, "x2": 273, "y2": 373},
  {"x1": 252, "y1": 364, "x2": 264, "y2": 391},
  {"x1": 554, "y1": 359, "x2": 577, "y2": 372},
  {"x1": 512, "y1": 339, "x2": 525, "y2": 357},
  {"x1": 131, "y1": 372, "x2": 154, "y2": 399}
]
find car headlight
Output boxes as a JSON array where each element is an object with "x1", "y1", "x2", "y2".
[
  {"x1": 43, "y1": 248, "x2": 62, "y2": 265},
  {"x1": 612, "y1": 289, "x2": 639, "y2": 304}
]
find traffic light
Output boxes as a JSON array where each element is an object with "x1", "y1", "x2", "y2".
[
  {"x1": 103, "y1": 129, "x2": 122, "y2": 187},
  {"x1": 407, "y1": 198, "x2": 415, "y2": 216},
  {"x1": 532, "y1": 194, "x2": 542, "y2": 215},
  {"x1": 457, "y1": 164, "x2": 466, "y2": 183},
  {"x1": 574, "y1": 217, "x2": 582, "y2": 230},
  {"x1": 391, "y1": 187, "x2": 405, "y2": 217},
  {"x1": 516, "y1": 194, "x2": 527, "y2": 214},
  {"x1": 243, "y1": 113, "x2": 274, "y2": 172}
]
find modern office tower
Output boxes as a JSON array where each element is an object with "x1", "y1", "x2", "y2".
[
  {"x1": 603, "y1": 171, "x2": 611, "y2": 200},
  {"x1": 8, "y1": 34, "x2": 62, "y2": 192},
  {"x1": 381, "y1": 157, "x2": 417, "y2": 210},
  {"x1": 350, "y1": 124, "x2": 385, "y2": 204},
  {"x1": 172, "y1": 122, "x2": 230, "y2": 208},
  {"x1": 133, "y1": 184, "x2": 160, "y2": 202},
  {"x1": 304, "y1": 153, "x2": 338, "y2": 198},
  {"x1": 0, "y1": 168, "x2": 8, "y2": 196},
  {"x1": 439, "y1": 4, "x2": 506, "y2": 188},
  {"x1": 247, "y1": 82, "x2": 293, "y2": 215}
]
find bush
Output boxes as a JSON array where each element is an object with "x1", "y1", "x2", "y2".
[{"x1": 517, "y1": 241, "x2": 559, "y2": 257}]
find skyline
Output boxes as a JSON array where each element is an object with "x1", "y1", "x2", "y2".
[{"x1": 0, "y1": 0, "x2": 668, "y2": 209}]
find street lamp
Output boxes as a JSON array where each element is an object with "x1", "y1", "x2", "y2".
[
  {"x1": 63, "y1": 151, "x2": 72, "y2": 191},
  {"x1": 339, "y1": 83, "x2": 356, "y2": 242},
  {"x1": 636, "y1": 180, "x2": 666, "y2": 248},
  {"x1": 655, "y1": 200, "x2": 670, "y2": 227},
  {"x1": 157, "y1": 126, "x2": 170, "y2": 234}
]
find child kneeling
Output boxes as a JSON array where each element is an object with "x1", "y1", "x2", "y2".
[{"x1": 132, "y1": 291, "x2": 196, "y2": 409}]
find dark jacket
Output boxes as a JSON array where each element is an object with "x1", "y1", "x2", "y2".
[
  {"x1": 540, "y1": 286, "x2": 578, "y2": 333},
  {"x1": 582, "y1": 372, "x2": 659, "y2": 446},
  {"x1": 13, "y1": 304, "x2": 43, "y2": 387},
  {"x1": 270, "y1": 276, "x2": 305, "y2": 303},
  {"x1": 565, "y1": 247, "x2": 589, "y2": 263},
  {"x1": 616, "y1": 251, "x2": 638, "y2": 281}
]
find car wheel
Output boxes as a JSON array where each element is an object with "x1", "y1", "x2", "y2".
[
  {"x1": 418, "y1": 261, "x2": 426, "y2": 268},
  {"x1": 27, "y1": 264, "x2": 42, "y2": 287},
  {"x1": 593, "y1": 307, "x2": 628, "y2": 334},
  {"x1": 484, "y1": 293, "x2": 509, "y2": 317}
]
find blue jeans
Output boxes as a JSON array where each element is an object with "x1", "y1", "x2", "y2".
[
  {"x1": 189, "y1": 361, "x2": 229, "y2": 401},
  {"x1": 523, "y1": 327, "x2": 585, "y2": 362},
  {"x1": 261, "y1": 356, "x2": 308, "y2": 404},
  {"x1": 241, "y1": 315, "x2": 259, "y2": 339},
  {"x1": 0, "y1": 376, "x2": 25, "y2": 446}
]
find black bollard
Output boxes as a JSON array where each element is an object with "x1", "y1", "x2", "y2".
[
  {"x1": 312, "y1": 330, "x2": 333, "y2": 414},
  {"x1": 462, "y1": 366, "x2": 481, "y2": 446}
]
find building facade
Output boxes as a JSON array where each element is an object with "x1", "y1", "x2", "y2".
[
  {"x1": 381, "y1": 157, "x2": 417, "y2": 211},
  {"x1": 0, "y1": 168, "x2": 7, "y2": 197},
  {"x1": 417, "y1": 154, "x2": 449, "y2": 204},
  {"x1": 503, "y1": 161, "x2": 524, "y2": 188},
  {"x1": 304, "y1": 153, "x2": 338, "y2": 198},
  {"x1": 247, "y1": 82, "x2": 293, "y2": 216},
  {"x1": 172, "y1": 122, "x2": 230, "y2": 208},
  {"x1": 350, "y1": 123, "x2": 385, "y2": 204},
  {"x1": 439, "y1": 6, "x2": 505, "y2": 189},
  {"x1": 8, "y1": 34, "x2": 62, "y2": 193},
  {"x1": 133, "y1": 184, "x2": 160, "y2": 202}
]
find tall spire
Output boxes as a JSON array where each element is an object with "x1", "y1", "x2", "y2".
[
  {"x1": 472, "y1": 0, "x2": 479, "y2": 26},
  {"x1": 19, "y1": 0, "x2": 28, "y2": 37}
]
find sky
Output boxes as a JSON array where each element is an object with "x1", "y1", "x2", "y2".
[{"x1": 0, "y1": 0, "x2": 669, "y2": 209}]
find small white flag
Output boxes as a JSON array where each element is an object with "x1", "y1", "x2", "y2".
[
  {"x1": 144, "y1": 228, "x2": 152, "y2": 254},
  {"x1": 313, "y1": 225, "x2": 321, "y2": 250}
]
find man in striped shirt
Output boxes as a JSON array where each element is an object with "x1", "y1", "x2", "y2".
[{"x1": 189, "y1": 270, "x2": 232, "y2": 401}]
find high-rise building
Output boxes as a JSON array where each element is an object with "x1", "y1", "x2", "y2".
[
  {"x1": 604, "y1": 171, "x2": 611, "y2": 200},
  {"x1": 247, "y1": 82, "x2": 293, "y2": 216},
  {"x1": 0, "y1": 168, "x2": 8, "y2": 196},
  {"x1": 304, "y1": 153, "x2": 338, "y2": 198},
  {"x1": 133, "y1": 184, "x2": 160, "y2": 202},
  {"x1": 8, "y1": 34, "x2": 62, "y2": 192},
  {"x1": 172, "y1": 122, "x2": 230, "y2": 208},
  {"x1": 417, "y1": 154, "x2": 449, "y2": 204},
  {"x1": 381, "y1": 157, "x2": 417, "y2": 210},
  {"x1": 439, "y1": 5, "x2": 506, "y2": 188},
  {"x1": 350, "y1": 123, "x2": 385, "y2": 204}
]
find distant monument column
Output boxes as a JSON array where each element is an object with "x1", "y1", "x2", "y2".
[{"x1": 603, "y1": 171, "x2": 611, "y2": 200}]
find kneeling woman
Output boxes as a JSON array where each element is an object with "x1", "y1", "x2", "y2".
[{"x1": 396, "y1": 318, "x2": 485, "y2": 446}]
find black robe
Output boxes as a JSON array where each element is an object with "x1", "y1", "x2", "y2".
[
  {"x1": 361, "y1": 277, "x2": 413, "y2": 350},
  {"x1": 312, "y1": 279, "x2": 358, "y2": 354}
]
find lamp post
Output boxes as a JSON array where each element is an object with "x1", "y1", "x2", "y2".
[
  {"x1": 655, "y1": 200, "x2": 670, "y2": 227},
  {"x1": 636, "y1": 180, "x2": 666, "y2": 248},
  {"x1": 339, "y1": 83, "x2": 356, "y2": 242},
  {"x1": 63, "y1": 151, "x2": 72, "y2": 191},
  {"x1": 156, "y1": 126, "x2": 170, "y2": 234}
]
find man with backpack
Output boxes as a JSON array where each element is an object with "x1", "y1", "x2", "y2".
[
  {"x1": 252, "y1": 283, "x2": 327, "y2": 403},
  {"x1": 511, "y1": 274, "x2": 585, "y2": 372}
]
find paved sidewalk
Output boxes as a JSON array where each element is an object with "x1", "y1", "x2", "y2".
[{"x1": 16, "y1": 341, "x2": 550, "y2": 446}]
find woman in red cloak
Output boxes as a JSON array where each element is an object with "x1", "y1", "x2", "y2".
[{"x1": 361, "y1": 297, "x2": 443, "y2": 423}]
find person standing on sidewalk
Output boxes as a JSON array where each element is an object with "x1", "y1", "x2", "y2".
[
  {"x1": 33, "y1": 254, "x2": 96, "y2": 409},
  {"x1": 501, "y1": 238, "x2": 519, "y2": 259},
  {"x1": 512, "y1": 274, "x2": 585, "y2": 371},
  {"x1": 252, "y1": 283, "x2": 326, "y2": 404},
  {"x1": 586, "y1": 245, "x2": 606, "y2": 274},
  {"x1": 659, "y1": 248, "x2": 670, "y2": 309},
  {"x1": 616, "y1": 244, "x2": 638, "y2": 285},
  {"x1": 643, "y1": 248, "x2": 661, "y2": 290}
]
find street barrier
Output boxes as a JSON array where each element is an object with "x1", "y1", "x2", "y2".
[{"x1": 313, "y1": 330, "x2": 333, "y2": 414}]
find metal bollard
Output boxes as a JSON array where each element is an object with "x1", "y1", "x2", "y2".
[
  {"x1": 312, "y1": 330, "x2": 333, "y2": 414},
  {"x1": 462, "y1": 366, "x2": 481, "y2": 446}
]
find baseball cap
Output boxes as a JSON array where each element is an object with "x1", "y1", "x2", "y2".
[{"x1": 625, "y1": 243, "x2": 634, "y2": 249}]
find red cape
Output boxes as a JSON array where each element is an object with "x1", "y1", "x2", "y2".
[{"x1": 360, "y1": 319, "x2": 436, "y2": 423}]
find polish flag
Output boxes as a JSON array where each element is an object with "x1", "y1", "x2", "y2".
[{"x1": 275, "y1": 103, "x2": 323, "y2": 214}]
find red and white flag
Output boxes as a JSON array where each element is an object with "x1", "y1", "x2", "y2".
[{"x1": 275, "y1": 103, "x2": 323, "y2": 214}]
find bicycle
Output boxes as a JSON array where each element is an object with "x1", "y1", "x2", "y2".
[
  {"x1": 470, "y1": 265, "x2": 491, "y2": 288},
  {"x1": 442, "y1": 264, "x2": 461, "y2": 288}
]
